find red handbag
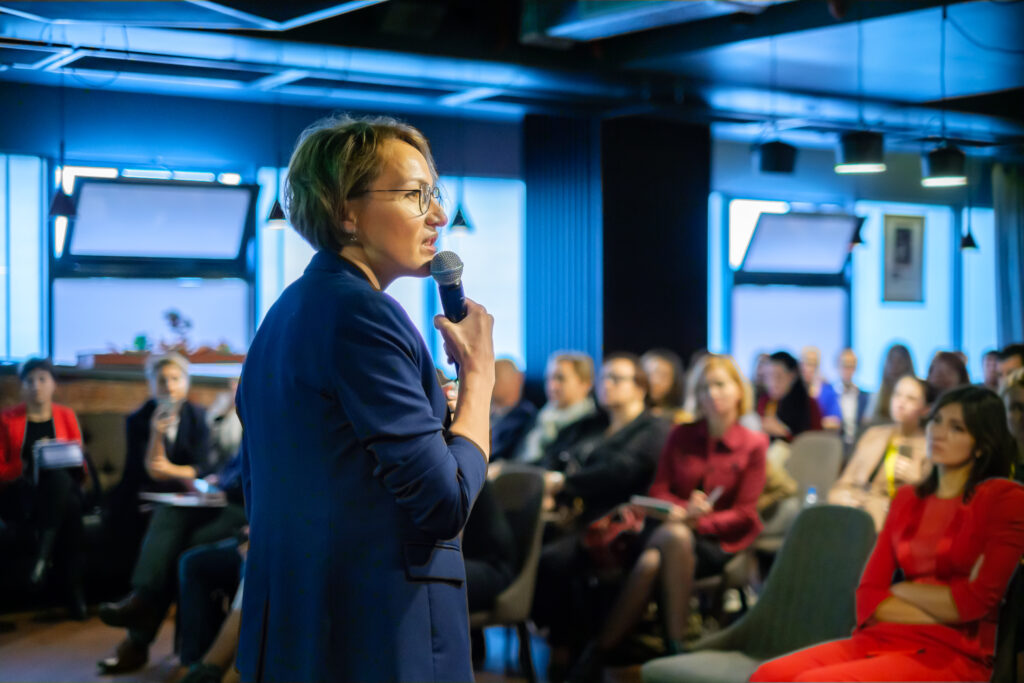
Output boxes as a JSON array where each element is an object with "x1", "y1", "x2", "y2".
[{"x1": 582, "y1": 504, "x2": 646, "y2": 570}]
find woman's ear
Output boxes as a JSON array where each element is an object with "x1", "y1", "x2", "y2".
[{"x1": 339, "y1": 202, "x2": 359, "y2": 241}]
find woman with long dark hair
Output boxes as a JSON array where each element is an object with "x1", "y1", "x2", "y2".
[
  {"x1": 751, "y1": 385, "x2": 1024, "y2": 682},
  {"x1": 757, "y1": 351, "x2": 822, "y2": 441}
]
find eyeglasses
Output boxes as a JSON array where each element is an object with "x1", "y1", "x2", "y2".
[{"x1": 350, "y1": 183, "x2": 442, "y2": 217}]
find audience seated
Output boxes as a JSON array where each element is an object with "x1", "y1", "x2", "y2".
[
  {"x1": 999, "y1": 343, "x2": 1024, "y2": 383},
  {"x1": 757, "y1": 351, "x2": 822, "y2": 442},
  {"x1": 834, "y1": 348, "x2": 871, "y2": 453},
  {"x1": 1002, "y1": 367, "x2": 1024, "y2": 482},
  {"x1": 752, "y1": 385, "x2": 1024, "y2": 682},
  {"x1": 926, "y1": 350, "x2": 970, "y2": 397},
  {"x1": 866, "y1": 343, "x2": 915, "y2": 424},
  {"x1": 566, "y1": 354, "x2": 767, "y2": 682},
  {"x1": 489, "y1": 359, "x2": 537, "y2": 462},
  {"x1": 753, "y1": 387, "x2": 1024, "y2": 679},
  {"x1": 0, "y1": 358, "x2": 87, "y2": 619},
  {"x1": 751, "y1": 352, "x2": 771, "y2": 405},
  {"x1": 543, "y1": 353, "x2": 671, "y2": 525},
  {"x1": 828, "y1": 375, "x2": 929, "y2": 530},
  {"x1": 97, "y1": 429, "x2": 247, "y2": 673},
  {"x1": 641, "y1": 348, "x2": 689, "y2": 423},
  {"x1": 205, "y1": 377, "x2": 242, "y2": 473},
  {"x1": 177, "y1": 536, "x2": 247, "y2": 683},
  {"x1": 981, "y1": 349, "x2": 1001, "y2": 390},
  {"x1": 532, "y1": 353, "x2": 671, "y2": 676},
  {"x1": 463, "y1": 478, "x2": 518, "y2": 613},
  {"x1": 800, "y1": 346, "x2": 841, "y2": 432},
  {"x1": 106, "y1": 353, "x2": 212, "y2": 541},
  {"x1": 517, "y1": 351, "x2": 599, "y2": 464}
]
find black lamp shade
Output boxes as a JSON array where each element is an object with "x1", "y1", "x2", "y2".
[
  {"x1": 48, "y1": 191, "x2": 76, "y2": 219},
  {"x1": 266, "y1": 199, "x2": 287, "y2": 226},
  {"x1": 835, "y1": 131, "x2": 886, "y2": 173},
  {"x1": 450, "y1": 205, "x2": 472, "y2": 232},
  {"x1": 922, "y1": 145, "x2": 967, "y2": 187},
  {"x1": 960, "y1": 231, "x2": 978, "y2": 250},
  {"x1": 755, "y1": 141, "x2": 797, "y2": 174}
]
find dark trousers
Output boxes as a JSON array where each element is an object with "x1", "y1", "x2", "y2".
[
  {"x1": 0, "y1": 470, "x2": 83, "y2": 591},
  {"x1": 177, "y1": 537, "x2": 243, "y2": 665},
  {"x1": 128, "y1": 503, "x2": 246, "y2": 646}
]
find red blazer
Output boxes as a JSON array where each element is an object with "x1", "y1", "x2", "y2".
[
  {"x1": 647, "y1": 420, "x2": 768, "y2": 553},
  {"x1": 856, "y1": 479, "x2": 1024, "y2": 665},
  {"x1": 0, "y1": 403, "x2": 83, "y2": 483}
]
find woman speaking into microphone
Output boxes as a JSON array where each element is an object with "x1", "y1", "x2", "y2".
[{"x1": 236, "y1": 115, "x2": 494, "y2": 683}]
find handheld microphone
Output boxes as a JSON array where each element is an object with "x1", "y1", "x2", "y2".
[{"x1": 430, "y1": 251, "x2": 467, "y2": 323}]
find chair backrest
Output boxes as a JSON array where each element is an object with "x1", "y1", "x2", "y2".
[
  {"x1": 786, "y1": 431, "x2": 843, "y2": 501},
  {"x1": 695, "y1": 504, "x2": 876, "y2": 660},
  {"x1": 992, "y1": 562, "x2": 1024, "y2": 683},
  {"x1": 473, "y1": 465, "x2": 546, "y2": 624},
  {"x1": 77, "y1": 412, "x2": 128, "y2": 492}
]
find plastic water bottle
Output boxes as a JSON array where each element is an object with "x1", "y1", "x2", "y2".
[{"x1": 804, "y1": 486, "x2": 819, "y2": 507}]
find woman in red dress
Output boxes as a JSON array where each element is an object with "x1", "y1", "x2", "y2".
[{"x1": 750, "y1": 385, "x2": 1024, "y2": 682}]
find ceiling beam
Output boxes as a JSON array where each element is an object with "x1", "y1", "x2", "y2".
[{"x1": 603, "y1": 0, "x2": 970, "y2": 69}]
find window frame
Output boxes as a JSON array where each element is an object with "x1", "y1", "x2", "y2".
[{"x1": 48, "y1": 172, "x2": 259, "y2": 357}]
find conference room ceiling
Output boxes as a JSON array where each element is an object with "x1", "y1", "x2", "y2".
[{"x1": 0, "y1": 0, "x2": 1021, "y2": 157}]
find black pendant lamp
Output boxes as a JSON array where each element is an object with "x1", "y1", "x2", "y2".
[
  {"x1": 49, "y1": 76, "x2": 75, "y2": 219},
  {"x1": 922, "y1": 5, "x2": 967, "y2": 188}
]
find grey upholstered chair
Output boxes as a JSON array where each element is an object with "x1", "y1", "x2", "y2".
[
  {"x1": 642, "y1": 505, "x2": 876, "y2": 683},
  {"x1": 469, "y1": 465, "x2": 546, "y2": 683}
]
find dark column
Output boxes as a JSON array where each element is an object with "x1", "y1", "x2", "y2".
[
  {"x1": 522, "y1": 115, "x2": 603, "y2": 401},
  {"x1": 601, "y1": 116, "x2": 710, "y2": 363}
]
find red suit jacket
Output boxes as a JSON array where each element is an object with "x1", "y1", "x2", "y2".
[
  {"x1": 0, "y1": 403, "x2": 83, "y2": 483},
  {"x1": 647, "y1": 419, "x2": 768, "y2": 552},
  {"x1": 856, "y1": 479, "x2": 1024, "y2": 665}
]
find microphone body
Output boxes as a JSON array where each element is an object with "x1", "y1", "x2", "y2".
[
  {"x1": 430, "y1": 251, "x2": 467, "y2": 323},
  {"x1": 437, "y1": 281, "x2": 467, "y2": 323}
]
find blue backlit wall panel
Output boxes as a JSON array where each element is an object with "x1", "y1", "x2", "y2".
[{"x1": 523, "y1": 115, "x2": 602, "y2": 391}]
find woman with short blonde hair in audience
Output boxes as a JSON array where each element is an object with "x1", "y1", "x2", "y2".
[
  {"x1": 751, "y1": 385, "x2": 1024, "y2": 682},
  {"x1": 828, "y1": 375, "x2": 930, "y2": 530},
  {"x1": 1002, "y1": 367, "x2": 1024, "y2": 482},
  {"x1": 567, "y1": 354, "x2": 767, "y2": 681},
  {"x1": 516, "y1": 350, "x2": 598, "y2": 464}
]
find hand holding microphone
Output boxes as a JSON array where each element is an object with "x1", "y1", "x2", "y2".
[{"x1": 431, "y1": 251, "x2": 494, "y2": 381}]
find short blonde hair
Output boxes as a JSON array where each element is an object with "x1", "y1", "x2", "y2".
[
  {"x1": 692, "y1": 354, "x2": 753, "y2": 418},
  {"x1": 146, "y1": 352, "x2": 190, "y2": 393},
  {"x1": 285, "y1": 114, "x2": 436, "y2": 253},
  {"x1": 549, "y1": 351, "x2": 595, "y2": 386}
]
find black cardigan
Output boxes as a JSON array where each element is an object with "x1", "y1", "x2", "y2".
[{"x1": 556, "y1": 411, "x2": 671, "y2": 523}]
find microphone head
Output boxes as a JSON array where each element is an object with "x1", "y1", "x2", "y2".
[{"x1": 430, "y1": 250, "x2": 463, "y2": 286}]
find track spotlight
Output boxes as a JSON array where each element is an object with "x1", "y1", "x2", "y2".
[
  {"x1": 755, "y1": 141, "x2": 797, "y2": 174},
  {"x1": 921, "y1": 144, "x2": 967, "y2": 187},
  {"x1": 835, "y1": 131, "x2": 886, "y2": 174}
]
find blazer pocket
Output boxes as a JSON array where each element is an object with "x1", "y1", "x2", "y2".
[{"x1": 403, "y1": 542, "x2": 466, "y2": 586}]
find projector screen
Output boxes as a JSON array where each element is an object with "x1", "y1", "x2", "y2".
[
  {"x1": 742, "y1": 212, "x2": 863, "y2": 274},
  {"x1": 71, "y1": 180, "x2": 251, "y2": 259}
]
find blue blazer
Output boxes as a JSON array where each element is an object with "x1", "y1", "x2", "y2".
[{"x1": 236, "y1": 251, "x2": 487, "y2": 683}]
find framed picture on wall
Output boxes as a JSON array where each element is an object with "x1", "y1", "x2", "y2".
[{"x1": 883, "y1": 214, "x2": 925, "y2": 302}]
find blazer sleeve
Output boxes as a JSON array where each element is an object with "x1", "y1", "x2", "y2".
[
  {"x1": 648, "y1": 427, "x2": 689, "y2": 508},
  {"x1": 856, "y1": 485, "x2": 911, "y2": 625},
  {"x1": 695, "y1": 435, "x2": 767, "y2": 540},
  {"x1": 330, "y1": 293, "x2": 486, "y2": 541},
  {"x1": 948, "y1": 482, "x2": 1024, "y2": 623}
]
